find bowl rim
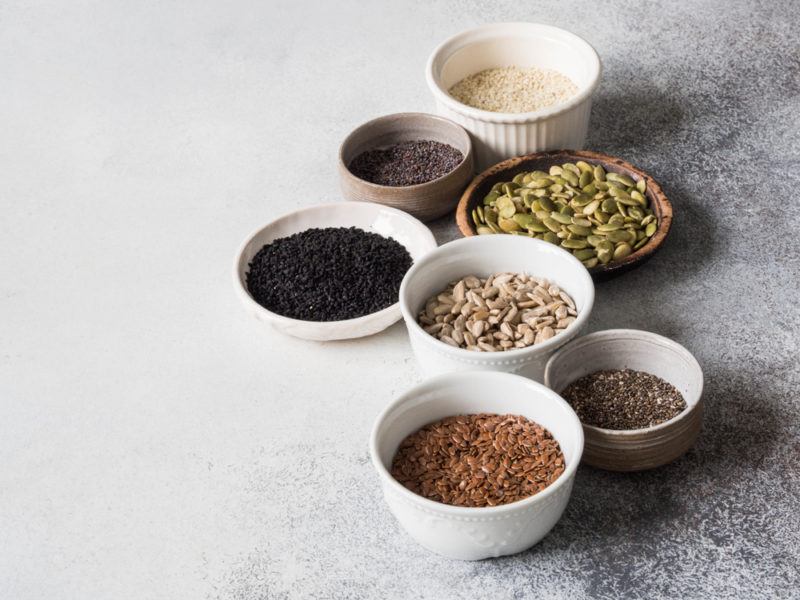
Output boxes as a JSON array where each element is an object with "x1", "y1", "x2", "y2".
[
  {"x1": 425, "y1": 22, "x2": 602, "y2": 124},
  {"x1": 543, "y1": 328, "x2": 704, "y2": 436},
  {"x1": 455, "y1": 149, "x2": 674, "y2": 277},
  {"x1": 233, "y1": 201, "x2": 437, "y2": 329},
  {"x1": 398, "y1": 235, "x2": 595, "y2": 359},
  {"x1": 369, "y1": 370, "x2": 584, "y2": 516},
  {"x1": 338, "y1": 112, "x2": 474, "y2": 192}
]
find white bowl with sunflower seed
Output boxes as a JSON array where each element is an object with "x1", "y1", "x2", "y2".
[
  {"x1": 369, "y1": 371, "x2": 584, "y2": 560},
  {"x1": 398, "y1": 235, "x2": 594, "y2": 382}
]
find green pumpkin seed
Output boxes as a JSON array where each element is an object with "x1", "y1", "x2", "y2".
[
  {"x1": 636, "y1": 178, "x2": 646, "y2": 193},
  {"x1": 568, "y1": 224, "x2": 593, "y2": 236},
  {"x1": 608, "y1": 213, "x2": 625, "y2": 226},
  {"x1": 528, "y1": 219, "x2": 549, "y2": 233},
  {"x1": 601, "y1": 198, "x2": 617, "y2": 213},
  {"x1": 512, "y1": 172, "x2": 526, "y2": 185},
  {"x1": 550, "y1": 211, "x2": 572, "y2": 225},
  {"x1": 484, "y1": 207, "x2": 498, "y2": 223},
  {"x1": 561, "y1": 238, "x2": 589, "y2": 249},
  {"x1": 528, "y1": 178, "x2": 552, "y2": 189},
  {"x1": 641, "y1": 214, "x2": 655, "y2": 226},
  {"x1": 549, "y1": 165, "x2": 564, "y2": 176},
  {"x1": 582, "y1": 257, "x2": 599, "y2": 268},
  {"x1": 578, "y1": 171, "x2": 592, "y2": 188},
  {"x1": 513, "y1": 213, "x2": 535, "y2": 228},
  {"x1": 484, "y1": 191, "x2": 500, "y2": 206},
  {"x1": 477, "y1": 226, "x2": 494, "y2": 235},
  {"x1": 562, "y1": 162, "x2": 580, "y2": 175},
  {"x1": 634, "y1": 237, "x2": 649, "y2": 250},
  {"x1": 496, "y1": 196, "x2": 516, "y2": 218},
  {"x1": 608, "y1": 229, "x2": 634, "y2": 244},
  {"x1": 587, "y1": 235, "x2": 603, "y2": 247},
  {"x1": 488, "y1": 221, "x2": 502, "y2": 233},
  {"x1": 502, "y1": 182, "x2": 520, "y2": 195},
  {"x1": 582, "y1": 199, "x2": 601, "y2": 215},
  {"x1": 645, "y1": 221, "x2": 657, "y2": 237},
  {"x1": 573, "y1": 248, "x2": 596, "y2": 260},
  {"x1": 561, "y1": 170, "x2": 579, "y2": 187},
  {"x1": 572, "y1": 216, "x2": 592, "y2": 227},
  {"x1": 472, "y1": 208, "x2": 482, "y2": 227},
  {"x1": 499, "y1": 217, "x2": 521, "y2": 232},
  {"x1": 606, "y1": 172, "x2": 635, "y2": 187},
  {"x1": 593, "y1": 165, "x2": 606, "y2": 181},
  {"x1": 582, "y1": 182, "x2": 597, "y2": 196},
  {"x1": 543, "y1": 217, "x2": 562, "y2": 233},
  {"x1": 576, "y1": 160, "x2": 593, "y2": 174},
  {"x1": 543, "y1": 231, "x2": 559, "y2": 244},
  {"x1": 613, "y1": 243, "x2": 633, "y2": 260},
  {"x1": 597, "y1": 223, "x2": 622, "y2": 232},
  {"x1": 630, "y1": 190, "x2": 647, "y2": 205},
  {"x1": 538, "y1": 196, "x2": 556, "y2": 212}
]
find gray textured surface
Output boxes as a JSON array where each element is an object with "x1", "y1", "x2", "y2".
[{"x1": 1, "y1": 1, "x2": 799, "y2": 599}]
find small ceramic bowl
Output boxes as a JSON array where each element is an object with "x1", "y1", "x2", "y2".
[
  {"x1": 233, "y1": 202, "x2": 437, "y2": 341},
  {"x1": 338, "y1": 113, "x2": 474, "y2": 221},
  {"x1": 426, "y1": 23, "x2": 601, "y2": 169},
  {"x1": 398, "y1": 235, "x2": 594, "y2": 382},
  {"x1": 544, "y1": 329, "x2": 704, "y2": 472},
  {"x1": 370, "y1": 371, "x2": 584, "y2": 560},
  {"x1": 456, "y1": 150, "x2": 673, "y2": 281}
]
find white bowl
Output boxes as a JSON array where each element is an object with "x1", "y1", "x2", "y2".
[
  {"x1": 544, "y1": 329, "x2": 704, "y2": 471},
  {"x1": 426, "y1": 22, "x2": 602, "y2": 169},
  {"x1": 234, "y1": 202, "x2": 437, "y2": 341},
  {"x1": 369, "y1": 371, "x2": 584, "y2": 560},
  {"x1": 398, "y1": 235, "x2": 595, "y2": 382}
]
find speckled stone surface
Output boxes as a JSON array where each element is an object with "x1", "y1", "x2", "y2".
[{"x1": 1, "y1": 1, "x2": 798, "y2": 599}]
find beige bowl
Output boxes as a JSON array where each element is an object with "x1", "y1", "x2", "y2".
[
  {"x1": 338, "y1": 113, "x2": 474, "y2": 221},
  {"x1": 544, "y1": 329, "x2": 704, "y2": 472}
]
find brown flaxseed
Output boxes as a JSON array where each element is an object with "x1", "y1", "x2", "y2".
[{"x1": 390, "y1": 413, "x2": 565, "y2": 507}]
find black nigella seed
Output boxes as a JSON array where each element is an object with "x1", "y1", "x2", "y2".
[{"x1": 245, "y1": 226, "x2": 413, "y2": 321}]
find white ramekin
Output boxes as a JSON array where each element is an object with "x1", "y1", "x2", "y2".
[
  {"x1": 369, "y1": 371, "x2": 584, "y2": 560},
  {"x1": 398, "y1": 235, "x2": 595, "y2": 382},
  {"x1": 426, "y1": 23, "x2": 602, "y2": 169},
  {"x1": 233, "y1": 202, "x2": 436, "y2": 341}
]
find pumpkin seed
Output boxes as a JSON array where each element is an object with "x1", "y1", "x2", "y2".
[
  {"x1": 613, "y1": 243, "x2": 633, "y2": 260},
  {"x1": 469, "y1": 160, "x2": 658, "y2": 266},
  {"x1": 561, "y1": 238, "x2": 589, "y2": 249},
  {"x1": 582, "y1": 257, "x2": 599, "y2": 268}
]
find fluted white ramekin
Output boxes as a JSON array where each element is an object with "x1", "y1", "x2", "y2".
[
  {"x1": 426, "y1": 23, "x2": 602, "y2": 169},
  {"x1": 370, "y1": 371, "x2": 583, "y2": 560}
]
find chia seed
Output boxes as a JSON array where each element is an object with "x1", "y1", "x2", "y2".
[
  {"x1": 560, "y1": 369, "x2": 687, "y2": 430},
  {"x1": 246, "y1": 227, "x2": 412, "y2": 321},
  {"x1": 347, "y1": 140, "x2": 463, "y2": 187}
]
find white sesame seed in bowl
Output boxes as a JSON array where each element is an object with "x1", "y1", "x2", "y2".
[{"x1": 426, "y1": 23, "x2": 602, "y2": 169}]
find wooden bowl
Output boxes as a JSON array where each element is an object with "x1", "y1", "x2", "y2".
[
  {"x1": 455, "y1": 150, "x2": 672, "y2": 280},
  {"x1": 338, "y1": 113, "x2": 474, "y2": 222},
  {"x1": 544, "y1": 329, "x2": 704, "y2": 472}
]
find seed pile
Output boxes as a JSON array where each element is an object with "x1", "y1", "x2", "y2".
[
  {"x1": 418, "y1": 273, "x2": 577, "y2": 351},
  {"x1": 448, "y1": 66, "x2": 577, "y2": 113},
  {"x1": 472, "y1": 161, "x2": 658, "y2": 268},
  {"x1": 391, "y1": 413, "x2": 565, "y2": 507},
  {"x1": 246, "y1": 227, "x2": 412, "y2": 321},
  {"x1": 348, "y1": 140, "x2": 463, "y2": 187},
  {"x1": 561, "y1": 369, "x2": 687, "y2": 430}
]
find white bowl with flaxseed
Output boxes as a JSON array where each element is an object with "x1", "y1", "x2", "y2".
[
  {"x1": 369, "y1": 371, "x2": 584, "y2": 560},
  {"x1": 398, "y1": 235, "x2": 594, "y2": 383},
  {"x1": 426, "y1": 22, "x2": 602, "y2": 169}
]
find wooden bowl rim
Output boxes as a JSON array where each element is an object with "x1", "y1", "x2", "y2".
[{"x1": 456, "y1": 150, "x2": 673, "y2": 276}]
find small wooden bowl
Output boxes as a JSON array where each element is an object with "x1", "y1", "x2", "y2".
[
  {"x1": 455, "y1": 150, "x2": 672, "y2": 280},
  {"x1": 339, "y1": 113, "x2": 474, "y2": 222},
  {"x1": 544, "y1": 329, "x2": 704, "y2": 472}
]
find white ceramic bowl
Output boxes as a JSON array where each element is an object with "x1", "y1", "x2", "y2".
[
  {"x1": 544, "y1": 329, "x2": 704, "y2": 471},
  {"x1": 370, "y1": 371, "x2": 584, "y2": 560},
  {"x1": 426, "y1": 22, "x2": 602, "y2": 169},
  {"x1": 234, "y1": 202, "x2": 437, "y2": 341},
  {"x1": 399, "y1": 235, "x2": 595, "y2": 382}
]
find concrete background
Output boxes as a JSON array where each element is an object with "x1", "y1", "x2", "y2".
[{"x1": 1, "y1": 1, "x2": 798, "y2": 598}]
